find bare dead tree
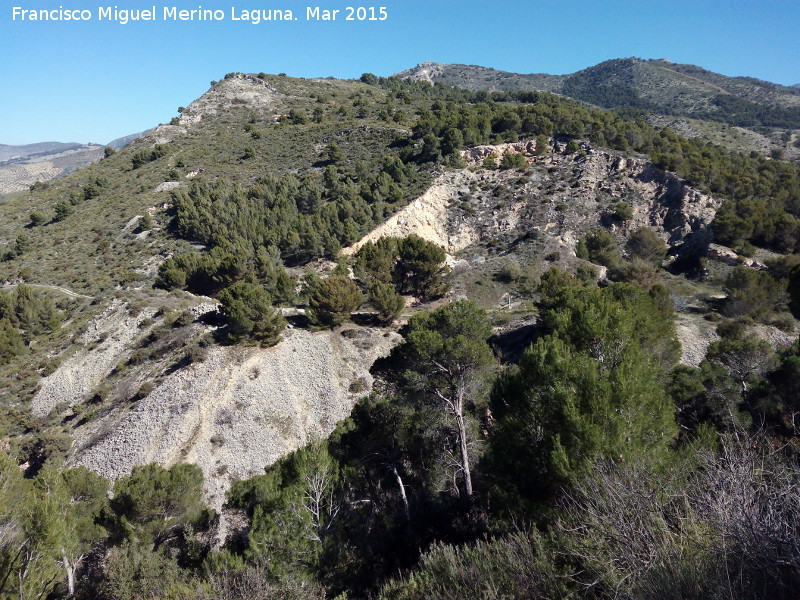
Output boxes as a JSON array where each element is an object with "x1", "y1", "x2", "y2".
[{"x1": 557, "y1": 434, "x2": 800, "y2": 600}]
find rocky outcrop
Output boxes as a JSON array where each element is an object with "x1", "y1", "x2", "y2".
[
  {"x1": 148, "y1": 74, "x2": 282, "y2": 143},
  {"x1": 462, "y1": 141, "x2": 539, "y2": 164},
  {"x1": 154, "y1": 181, "x2": 181, "y2": 192},
  {"x1": 345, "y1": 141, "x2": 724, "y2": 262},
  {"x1": 675, "y1": 313, "x2": 719, "y2": 367},
  {"x1": 707, "y1": 243, "x2": 767, "y2": 269},
  {"x1": 394, "y1": 61, "x2": 447, "y2": 84},
  {"x1": 575, "y1": 152, "x2": 723, "y2": 254}
]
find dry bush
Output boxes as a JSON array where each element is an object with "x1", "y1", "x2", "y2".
[{"x1": 558, "y1": 434, "x2": 800, "y2": 600}]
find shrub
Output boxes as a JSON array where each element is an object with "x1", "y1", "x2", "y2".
[
  {"x1": 29, "y1": 211, "x2": 46, "y2": 227},
  {"x1": 137, "y1": 214, "x2": 153, "y2": 232},
  {"x1": 378, "y1": 531, "x2": 565, "y2": 600},
  {"x1": 53, "y1": 201, "x2": 73, "y2": 222},
  {"x1": 500, "y1": 152, "x2": 527, "y2": 170},
  {"x1": 218, "y1": 282, "x2": 286, "y2": 346},
  {"x1": 626, "y1": 227, "x2": 667, "y2": 263},
  {"x1": 369, "y1": 281, "x2": 404, "y2": 324},
  {"x1": 308, "y1": 275, "x2": 363, "y2": 328},
  {"x1": 558, "y1": 437, "x2": 800, "y2": 600},
  {"x1": 578, "y1": 227, "x2": 620, "y2": 267},
  {"x1": 394, "y1": 235, "x2": 450, "y2": 300},
  {"x1": 612, "y1": 258, "x2": 659, "y2": 287},
  {"x1": 723, "y1": 266, "x2": 784, "y2": 318},
  {"x1": 131, "y1": 144, "x2": 168, "y2": 169},
  {"x1": 610, "y1": 200, "x2": 634, "y2": 221}
]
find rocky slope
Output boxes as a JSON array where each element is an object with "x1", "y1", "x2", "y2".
[
  {"x1": 346, "y1": 141, "x2": 722, "y2": 262},
  {"x1": 11, "y1": 71, "x2": 788, "y2": 519},
  {"x1": 25, "y1": 136, "x2": 723, "y2": 511},
  {"x1": 23, "y1": 125, "x2": 729, "y2": 511},
  {"x1": 34, "y1": 297, "x2": 399, "y2": 508}
]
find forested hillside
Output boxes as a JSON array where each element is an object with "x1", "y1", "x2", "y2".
[
  {"x1": 397, "y1": 57, "x2": 800, "y2": 161},
  {"x1": 0, "y1": 70, "x2": 799, "y2": 599}
]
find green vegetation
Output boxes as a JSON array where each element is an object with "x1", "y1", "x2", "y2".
[
  {"x1": 307, "y1": 274, "x2": 363, "y2": 328},
  {"x1": 499, "y1": 151, "x2": 526, "y2": 169},
  {"x1": 28, "y1": 211, "x2": 46, "y2": 227},
  {"x1": 396, "y1": 300, "x2": 494, "y2": 499},
  {"x1": 168, "y1": 159, "x2": 419, "y2": 264},
  {"x1": 0, "y1": 285, "x2": 61, "y2": 364},
  {"x1": 354, "y1": 235, "x2": 450, "y2": 300},
  {"x1": 414, "y1": 58, "x2": 800, "y2": 130},
  {"x1": 218, "y1": 281, "x2": 286, "y2": 345},
  {"x1": 4, "y1": 269, "x2": 800, "y2": 598},
  {"x1": 368, "y1": 281, "x2": 404, "y2": 323},
  {"x1": 2, "y1": 69, "x2": 800, "y2": 600},
  {"x1": 491, "y1": 284, "x2": 678, "y2": 507},
  {"x1": 626, "y1": 227, "x2": 668, "y2": 263},
  {"x1": 131, "y1": 144, "x2": 168, "y2": 169},
  {"x1": 377, "y1": 76, "x2": 800, "y2": 252},
  {"x1": 722, "y1": 265, "x2": 785, "y2": 318}
]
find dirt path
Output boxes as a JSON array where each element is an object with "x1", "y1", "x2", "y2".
[{"x1": 1, "y1": 282, "x2": 93, "y2": 300}]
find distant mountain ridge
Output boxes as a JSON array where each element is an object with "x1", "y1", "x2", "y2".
[
  {"x1": 395, "y1": 58, "x2": 800, "y2": 129},
  {"x1": 0, "y1": 130, "x2": 150, "y2": 195},
  {"x1": 0, "y1": 142, "x2": 89, "y2": 163}
]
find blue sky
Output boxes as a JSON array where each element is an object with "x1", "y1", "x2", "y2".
[{"x1": 2, "y1": 0, "x2": 799, "y2": 144}]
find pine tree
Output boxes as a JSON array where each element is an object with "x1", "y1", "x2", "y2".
[
  {"x1": 308, "y1": 275, "x2": 363, "y2": 328},
  {"x1": 398, "y1": 300, "x2": 494, "y2": 499},
  {"x1": 394, "y1": 235, "x2": 450, "y2": 300},
  {"x1": 218, "y1": 282, "x2": 286, "y2": 346},
  {"x1": 369, "y1": 282, "x2": 404, "y2": 324},
  {"x1": 490, "y1": 285, "x2": 678, "y2": 506}
]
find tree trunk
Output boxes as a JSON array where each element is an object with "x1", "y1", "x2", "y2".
[
  {"x1": 390, "y1": 463, "x2": 410, "y2": 520},
  {"x1": 455, "y1": 383, "x2": 473, "y2": 498},
  {"x1": 62, "y1": 555, "x2": 74, "y2": 597}
]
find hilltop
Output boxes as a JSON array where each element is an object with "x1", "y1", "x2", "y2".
[
  {"x1": 396, "y1": 58, "x2": 800, "y2": 118},
  {"x1": 397, "y1": 58, "x2": 800, "y2": 159}
]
